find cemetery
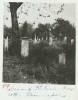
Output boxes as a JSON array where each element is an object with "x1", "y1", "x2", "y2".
[
  {"x1": 3, "y1": 30, "x2": 75, "y2": 84},
  {"x1": 3, "y1": 3, "x2": 75, "y2": 84}
]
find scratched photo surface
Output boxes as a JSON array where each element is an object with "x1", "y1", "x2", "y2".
[{"x1": 3, "y1": 2, "x2": 75, "y2": 84}]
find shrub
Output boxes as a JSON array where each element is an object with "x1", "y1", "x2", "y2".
[{"x1": 29, "y1": 41, "x2": 60, "y2": 65}]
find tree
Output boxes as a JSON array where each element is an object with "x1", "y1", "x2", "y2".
[
  {"x1": 4, "y1": 25, "x2": 12, "y2": 38},
  {"x1": 9, "y1": 2, "x2": 23, "y2": 55},
  {"x1": 21, "y1": 22, "x2": 33, "y2": 38},
  {"x1": 52, "y1": 18, "x2": 75, "y2": 42},
  {"x1": 34, "y1": 23, "x2": 51, "y2": 39},
  {"x1": 6, "y1": 3, "x2": 64, "y2": 55}
]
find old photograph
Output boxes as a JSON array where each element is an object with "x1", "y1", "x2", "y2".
[{"x1": 3, "y1": 2, "x2": 75, "y2": 84}]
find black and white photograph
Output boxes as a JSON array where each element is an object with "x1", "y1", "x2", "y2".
[{"x1": 3, "y1": 2, "x2": 75, "y2": 84}]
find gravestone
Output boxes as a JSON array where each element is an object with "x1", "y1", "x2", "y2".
[
  {"x1": 37, "y1": 38, "x2": 40, "y2": 43},
  {"x1": 39, "y1": 38, "x2": 40, "y2": 42},
  {"x1": 63, "y1": 36, "x2": 67, "y2": 44},
  {"x1": 4, "y1": 36, "x2": 8, "y2": 52},
  {"x1": 49, "y1": 36, "x2": 53, "y2": 45},
  {"x1": 34, "y1": 34, "x2": 37, "y2": 44},
  {"x1": 59, "y1": 53, "x2": 66, "y2": 65},
  {"x1": 49, "y1": 34, "x2": 54, "y2": 45},
  {"x1": 46, "y1": 36, "x2": 48, "y2": 41},
  {"x1": 21, "y1": 37, "x2": 30, "y2": 57},
  {"x1": 71, "y1": 39, "x2": 74, "y2": 44},
  {"x1": 42, "y1": 37, "x2": 43, "y2": 41}
]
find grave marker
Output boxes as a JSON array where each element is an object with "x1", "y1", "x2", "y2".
[
  {"x1": 71, "y1": 39, "x2": 74, "y2": 44},
  {"x1": 59, "y1": 53, "x2": 66, "y2": 65},
  {"x1": 49, "y1": 34, "x2": 54, "y2": 45},
  {"x1": 5, "y1": 36, "x2": 8, "y2": 52},
  {"x1": 21, "y1": 37, "x2": 30, "y2": 57},
  {"x1": 34, "y1": 34, "x2": 37, "y2": 44},
  {"x1": 63, "y1": 36, "x2": 67, "y2": 44}
]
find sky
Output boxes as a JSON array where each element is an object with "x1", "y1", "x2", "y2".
[{"x1": 4, "y1": 2, "x2": 76, "y2": 28}]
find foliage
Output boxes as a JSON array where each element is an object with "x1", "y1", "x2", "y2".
[
  {"x1": 34, "y1": 23, "x2": 51, "y2": 39},
  {"x1": 21, "y1": 22, "x2": 34, "y2": 38},
  {"x1": 4, "y1": 25, "x2": 12, "y2": 38},
  {"x1": 52, "y1": 18, "x2": 75, "y2": 43},
  {"x1": 3, "y1": 41, "x2": 75, "y2": 84}
]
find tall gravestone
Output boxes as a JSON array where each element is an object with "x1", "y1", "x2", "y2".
[
  {"x1": 49, "y1": 36, "x2": 53, "y2": 45},
  {"x1": 5, "y1": 36, "x2": 8, "y2": 52},
  {"x1": 21, "y1": 37, "x2": 30, "y2": 57},
  {"x1": 46, "y1": 36, "x2": 48, "y2": 41},
  {"x1": 34, "y1": 34, "x2": 37, "y2": 44},
  {"x1": 49, "y1": 34, "x2": 54, "y2": 45}
]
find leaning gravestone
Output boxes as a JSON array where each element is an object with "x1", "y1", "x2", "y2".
[
  {"x1": 5, "y1": 36, "x2": 8, "y2": 52},
  {"x1": 59, "y1": 53, "x2": 66, "y2": 65},
  {"x1": 21, "y1": 37, "x2": 30, "y2": 57}
]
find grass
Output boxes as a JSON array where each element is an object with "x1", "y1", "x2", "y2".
[{"x1": 3, "y1": 41, "x2": 75, "y2": 84}]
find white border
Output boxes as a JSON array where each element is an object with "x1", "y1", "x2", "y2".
[{"x1": 0, "y1": 0, "x2": 78, "y2": 100}]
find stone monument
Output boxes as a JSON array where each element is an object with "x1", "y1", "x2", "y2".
[{"x1": 21, "y1": 37, "x2": 30, "y2": 57}]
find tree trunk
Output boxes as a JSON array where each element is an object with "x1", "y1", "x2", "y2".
[{"x1": 10, "y1": 3, "x2": 22, "y2": 55}]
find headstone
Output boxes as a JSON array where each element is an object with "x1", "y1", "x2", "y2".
[
  {"x1": 34, "y1": 34, "x2": 37, "y2": 44},
  {"x1": 5, "y1": 36, "x2": 8, "y2": 52},
  {"x1": 21, "y1": 37, "x2": 30, "y2": 57},
  {"x1": 49, "y1": 34, "x2": 53, "y2": 45},
  {"x1": 49, "y1": 37, "x2": 53, "y2": 45},
  {"x1": 59, "y1": 53, "x2": 66, "y2": 65},
  {"x1": 39, "y1": 38, "x2": 40, "y2": 41},
  {"x1": 60, "y1": 33, "x2": 62, "y2": 36},
  {"x1": 63, "y1": 36, "x2": 67, "y2": 44},
  {"x1": 42, "y1": 37, "x2": 43, "y2": 41},
  {"x1": 46, "y1": 36, "x2": 48, "y2": 41},
  {"x1": 37, "y1": 38, "x2": 40, "y2": 43},
  {"x1": 71, "y1": 39, "x2": 74, "y2": 44}
]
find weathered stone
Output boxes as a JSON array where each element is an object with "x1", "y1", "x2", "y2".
[
  {"x1": 49, "y1": 36, "x2": 53, "y2": 45},
  {"x1": 34, "y1": 34, "x2": 37, "y2": 44},
  {"x1": 63, "y1": 36, "x2": 67, "y2": 44},
  {"x1": 21, "y1": 37, "x2": 30, "y2": 57},
  {"x1": 46, "y1": 36, "x2": 48, "y2": 41},
  {"x1": 4, "y1": 36, "x2": 8, "y2": 52},
  {"x1": 42, "y1": 37, "x2": 43, "y2": 41},
  {"x1": 71, "y1": 39, "x2": 74, "y2": 44},
  {"x1": 59, "y1": 53, "x2": 66, "y2": 65}
]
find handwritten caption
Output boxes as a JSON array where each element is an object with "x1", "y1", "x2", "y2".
[
  {"x1": 2, "y1": 84, "x2": 76, "y2": 99},
  {"x1": 2, "y1": 83, "x2": 10, "y2": 89}
]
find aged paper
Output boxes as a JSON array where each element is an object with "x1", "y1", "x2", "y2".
[{"x1": 0, "y1": 0, "x2": 78, "y2": 100}]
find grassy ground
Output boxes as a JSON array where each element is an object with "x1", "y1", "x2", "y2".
[
  {"x1": 3, "y1": 42, "x2": 75, "y2": 84},
  {"x1": 3, "y1": 55, "x2": 40, "y2": 83}
]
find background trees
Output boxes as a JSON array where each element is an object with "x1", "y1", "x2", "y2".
[
  {"x1": 21, "y1": 22, "x2": 34, "y2": 38},
  {"x1": 52, "y1": 18, "x2": 75, "y2": 43}
]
